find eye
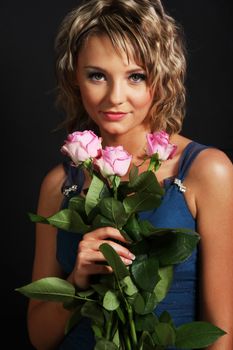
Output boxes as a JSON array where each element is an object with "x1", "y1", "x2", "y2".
[
  {"x1": 129, "y1": 73, "x2": 147, "y2": 83},
  {"x1": 87, "y1": 72, "x2": 106, "y2": 81}
]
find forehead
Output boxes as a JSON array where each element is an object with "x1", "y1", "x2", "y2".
[{"x1": 77, "y1": 34, "x2": 143, "y2": 68}]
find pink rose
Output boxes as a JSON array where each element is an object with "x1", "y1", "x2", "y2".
[
  {"x1": 61, "y1": 130, "x2": 102, "y2": 164},
  {"x1": 95, "y1": 146, "x2": 132, "y2": 177},
  {"x1": 146, "y1": 131, "x2": 177, "y2": 160}
]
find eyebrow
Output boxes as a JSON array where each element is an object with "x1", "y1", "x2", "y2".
[{"x1": 84, "y1": 65, "x2": 145, "y2": 73}]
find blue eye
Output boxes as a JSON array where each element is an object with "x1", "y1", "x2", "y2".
[
  {"x1": 88, "y1": 72, "x2": 105, "y2": 81},
  {"x1": 129, "y1": 73, "x2": 147, "y2": 82}
]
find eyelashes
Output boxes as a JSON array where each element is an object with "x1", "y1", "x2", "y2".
[
  {"x1": 87, "y1": 72, "x2": 105, "y2": 81},
  {"x1": 129, "y1": 73, "x2": 147, "y2": 82},
  {"x1": 87, "y1": 72, "x2": 147, "y2": 83}
]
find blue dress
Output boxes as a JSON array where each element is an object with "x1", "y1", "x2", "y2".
[{"x1": 56, "y1": 141, "x2": 209, "y2": 349}]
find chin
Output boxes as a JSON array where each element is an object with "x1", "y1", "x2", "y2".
[{"x1": 100, "y1": 124, "x2": 128, "y2": 136}]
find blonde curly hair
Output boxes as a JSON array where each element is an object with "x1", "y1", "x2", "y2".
[{"x1": 55, "y1": 0, "x2": 186, "y2": 135}]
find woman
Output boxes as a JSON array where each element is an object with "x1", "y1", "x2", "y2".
[{"x1": 27, "y1": 0, "x2": 233, "y2": 349}]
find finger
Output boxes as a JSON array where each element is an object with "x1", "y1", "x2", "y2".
[
  {"x1": 84, "y1": 227, "x2": 128, "y2": 243},
  {"x1": 78, "y1": 250, "x2": 133, "y2": 265},
  {"x1": 79, "y1": 240, "x2": 135, "y2": 260},
  {"x1": 79, "y1": 263, "x2": 113, "y2": 275}
]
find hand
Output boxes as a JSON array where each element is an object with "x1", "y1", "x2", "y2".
[{"x1": 69, "y1": 227, "x2": 135, "y2": 289}]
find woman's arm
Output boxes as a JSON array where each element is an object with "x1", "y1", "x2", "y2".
[
  {"x1": 27, "y1": 164, "x2": 73, "y2": 350},
  {"x1": 27, "y1": 164, "x2": 135, "y2": 349},
  {"x1": 191, "y1": 148, "x2": 233, "y2": 350}
]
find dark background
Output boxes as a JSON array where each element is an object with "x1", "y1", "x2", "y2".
[{"x1": 1, "y1": 1, "x2": 232, "y2": 348}]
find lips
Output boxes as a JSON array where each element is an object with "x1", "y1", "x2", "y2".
[{"x1": 102, "y1": 111, "x2": 128, "y2": 121}]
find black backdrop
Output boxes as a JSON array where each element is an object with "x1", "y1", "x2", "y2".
[{"x1": 1, "y1": 1, "x2": 232, "y2": 348}]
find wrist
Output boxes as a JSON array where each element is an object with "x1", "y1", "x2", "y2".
[
  {"x1": 67, "y1": 271, "x2": 90, "y2": 290},
  {"x1": 67, "y1": 271, "x2": 75, "y2": 285}
]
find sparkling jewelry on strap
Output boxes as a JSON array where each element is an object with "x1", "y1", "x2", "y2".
[
  {"x1": 63, "y1": 184, "x2": 78, "y2": 197},
  {"x1": 173, "y1": 178, "x2": 186, "y2": 193}
]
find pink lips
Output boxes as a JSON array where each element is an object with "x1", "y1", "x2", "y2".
[{"x1": 102, "y1": 111, "x2": 127, "y2": 121}]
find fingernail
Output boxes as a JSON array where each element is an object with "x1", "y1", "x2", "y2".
[
  {"x1": 129, "y1": 253, "x2": 136, "y2": 260},
  {"x1": 126, "y1": 260, "x2": 133, "y2": 265}
]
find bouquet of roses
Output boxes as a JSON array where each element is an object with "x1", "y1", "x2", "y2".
[{"x1": 16, "y1": 130, "x2": 225, "y2": 349}]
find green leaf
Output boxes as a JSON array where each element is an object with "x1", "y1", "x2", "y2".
[
  {"x1": 130, "y1": 240, "x2": 150, "y2": 257},
  {"x1": 148, "y1": 153, "x2": 161, "y2": 172},
  {"x1": 81, "y1": 301, "x2": 104, "y2": 326},
  {"x1": 139, "y1": 220, "x2": 160, "y2": 238},
  {"x1": 76, "y1": 289, "x2": 95, "y2": 298},
  {"x1": 91, "y1": 214, "x2": 116, "y2": 230},
  {"x1": 154, "y1": 266, "x2": 173, "y2": 302},
  {"x1": 68, "y1": 195, "x2": 86, "y2": 216},
  {"x1": 112, "y1": 328, "x2": 120, "y2": 347},
  {"x1": 126, "y1": 292, "x2": 138, "y2": 306},
  {"x1": 103, "y1": 290, "x2": 120, "y2": 311},
  {"x1": 123, "y1": 192, "x2": 162, "y2": 215},
  {"x1": 99, "y1": 197, "x2": 128, "y2": 228},
  {"x1": 128, "y1": 170, "x2": 164, "y2": 196},
  {"x1": 117, "y1": 181, "x2": 133, "y2": 198},
  {"x1": 135, "y1": 313, "x2": 159, "y2": 332},
  {"x1": 159, "y1": 311, "x2": 174, "y2": 327},
  {"x1": 15, "y1": 277, "x2": 75, "y2": 302},
  {"x1": 147, "y1": 228, "x2": 200, "y2": 265},
  {"x1": 65, "y1": 305, "x2": 83, "y2": 334},
  {"x1": 116, "y1": 306, "x2": 126, "y2": 324},
  {"x1": 99, "y1": 243, "x2": 129, "y2": 281},
  {"x1": 131, "y1": 228, "x2": 200, "y2": 266},
  {"x1": 119, "y1": 229, "x2": 133, "y2": 243},
  {"x1": 95, "y1": 339, "x2": 118, "y2": 350},
  {"x1": 131, "y1": 255, "x2": 160, "y2": 292},
  {"x1": 156, "y1": 230, "x2": 200, "y2": 266},
  {"x1": 121, "y1": 276, "x2": 138, "y2": 296},
  {"x1": 139, "y1": 331, "x2": 155, "y2": 349},
  {"x1": 152, "y1": 322, "x2": 176, "y2": 346},
  {"x1": 91, "y1": 283, "x2": 109, "y2": 296},
  {"x1": 110, "y1": 175, "x2": 121, "y2": 189},
  {"x1": 99, "y1": 274, "x2": 116, "y2": 290},
  {"x1": 48, "y1": 209, "x2": 90, "y2": 233},
  {"x1": 99, "y1": 183, "x2": 111, "y2": 199},
  {"x1": 92, "y1": 324, "x2": 103, "y2": 338},
  {"x1": 123, "y1": 214, "x2": 142, "y2": 242},
  {"x1": 103, "y1": 309, "x2": 111, "y2": 322},
  {"x1": 28, "y1": 212, "x2": 48, "y2": 224},
  {"x1": 85, "y1": 174, "x2": 105, "y2": 215},
  {"x1": 129, "y1": 163, "x2": 139, "y2": 183},
  {"x1": 175, "y1": 321, "x2": 226, "y2": 349},
  {"x1": 133, "y1": 291, "x2": 157, "y2": 315},
  {"x1": 86, "y1": 204, "x2": 101, "y2": 223},
  {"x1": 63, "y1": 297, "x2": 83, "y2": 310}
]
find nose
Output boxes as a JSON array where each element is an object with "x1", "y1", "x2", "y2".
[{"x1": 107, "y1": 80, "x2": 125, "y2": 105}]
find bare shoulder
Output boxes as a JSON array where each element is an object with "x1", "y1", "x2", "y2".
[
  {"x1": 189, "y1": 147, "x2": 233, "y2": 185},
  {"x1": 40, "y1": 163, "x2": 66, "y2": 192},
  {"x1": 37, "y1": 163, "x2": 66, "y2": 216},
  {"x1": 187, "y1": 147, "x2": 233, "y2": 219}
]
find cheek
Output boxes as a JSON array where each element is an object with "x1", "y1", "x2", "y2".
[
  {"x1": 132, "y1": 89, "x2": 153, "y2": 110},
  {"x1": 79, "y1": 85, "x2": 102, "y2": 110}
]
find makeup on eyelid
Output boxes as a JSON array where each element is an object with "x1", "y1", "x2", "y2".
[{"x1": 86, "y1": 71, "x2": 147, "y2": 83}]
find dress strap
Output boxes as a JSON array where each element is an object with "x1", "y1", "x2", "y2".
[
  {"x1": 177, "y1": 141, "x2": 210, "y2": 182},
  {"x1": 61, "y1": 161, "x2": 85, "y2": 198}
]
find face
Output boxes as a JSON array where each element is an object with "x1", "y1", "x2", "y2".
[{"x1": 76, "y1": 35, "x2": 153, "y2": 140}]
